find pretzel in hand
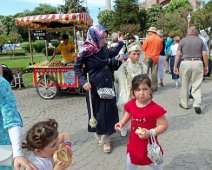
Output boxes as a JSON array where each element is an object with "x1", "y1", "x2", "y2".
[
  {"x1": 135, "y1": 127, "x2": 146, "y2": 136},
  {"x1": 53, "y1": 143, "x2": 72, "y2": 167}
]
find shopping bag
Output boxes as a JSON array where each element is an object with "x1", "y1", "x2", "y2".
[{"x1": 0, "y1": 145, "x2": 13, "y2": 166}]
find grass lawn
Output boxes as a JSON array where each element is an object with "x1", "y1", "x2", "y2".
[{"x1": 0, "y1": 54, "x2": 62, "y2": 68}]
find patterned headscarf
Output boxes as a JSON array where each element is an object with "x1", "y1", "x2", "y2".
[{"x1": 78, "y1": 25, "x2": 108, "y2": 57}]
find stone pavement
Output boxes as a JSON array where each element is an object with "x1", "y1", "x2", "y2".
[{"x1": 13, "y1": 74, "x2": 212, "y2": 170}]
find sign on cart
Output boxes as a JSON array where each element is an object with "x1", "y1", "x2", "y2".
[{"x1": 32, "y1": 30, "x2": 46, "y2": 40}]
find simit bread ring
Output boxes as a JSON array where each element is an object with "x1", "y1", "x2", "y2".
[
  {"x1": 135, "y1": 127, "x2": 146, "y2": 135},
  {"x1": 53, "y1": 143, "x2": 72, "y2": 167}
]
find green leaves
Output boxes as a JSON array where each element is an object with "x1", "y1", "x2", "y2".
[
  {"x1": 98, "y1": 10, "x2": 115, "y2": 31},
  {"x1": 164, "y1": 0, "x2": 191, "y2": 13}
]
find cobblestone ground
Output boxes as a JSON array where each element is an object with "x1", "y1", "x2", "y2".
[{"x1": 13, "y1": 75, "x2": 212, "y2": 170}]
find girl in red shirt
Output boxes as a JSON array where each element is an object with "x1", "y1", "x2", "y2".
[{"x1": 115, "y1": 74, "x2": 168, "y2": 170}]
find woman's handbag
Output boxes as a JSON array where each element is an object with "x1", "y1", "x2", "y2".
[
  {"x1": 0, "y1": 145, "x2": 13, "y2": 166},
  {"x1": 97, "y1": 87, "x2": 116, "y2": 99},
  {"x1": 147, "y1": 130, "x2": 163, "y2": 165}
]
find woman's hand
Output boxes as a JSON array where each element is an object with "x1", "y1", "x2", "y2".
[
  {"x1": 14, "y1": 156, "x2": 37, "y2": 170},
  {"x1": 83, "y1": 82, "x2": 91, "y2": 91}
]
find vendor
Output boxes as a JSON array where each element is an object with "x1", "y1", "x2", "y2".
[{"x1": 50, "y1": 34, "x2": 75, "y2": 64}]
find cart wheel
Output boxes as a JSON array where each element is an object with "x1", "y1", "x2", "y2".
[
  {"x1": 74, "y1": 85, "x2": 86, "y2": 95},
  {"x1": 36, "y1": 76, "x2": 58, "y2": 99}
]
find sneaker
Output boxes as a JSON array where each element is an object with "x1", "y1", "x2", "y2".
[
  {"x1": 120, "y1": 128, "x2": 128, "y2": 137},
  {"x1": 160, "y1": 82, "x2": 164, "y2": 87},
  {"x1": 175, "y1": 80, "x2": 179, "y2": 88},
  {"x1": 194, "y1": 107, "x2": 201, "y2": 114}
]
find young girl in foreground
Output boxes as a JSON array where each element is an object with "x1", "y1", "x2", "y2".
[
  {"x1": 22, "y1": 119, "x2": 72, "y2": 170},
  {"x1": 115, "y1": 74, "x2": 168, "y2": 170}
]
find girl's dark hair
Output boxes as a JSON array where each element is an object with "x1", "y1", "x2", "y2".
[
  {"x1": 22, "y1": 119, "x2": 59, "y2": 151},
  {"x1": 131, "y1": 74, "x2": 152, "y2": 98}
]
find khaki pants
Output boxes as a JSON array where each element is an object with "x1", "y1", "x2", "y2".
[
  {"x1": 144, "y1": 56, "x2": 158, "y2": 91},
  {"x1": 179, "y1": 60, "x2": 203, "y2": 108}
]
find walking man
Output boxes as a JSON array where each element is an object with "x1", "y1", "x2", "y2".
[
  {"x1": 174, "y1": 26, "x2": 208, "y2": 114},
  {"x1": 142, "y1": 27, "x2": 163, "y2": 92}
]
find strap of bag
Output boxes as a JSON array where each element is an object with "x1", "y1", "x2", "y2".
[{"x1": 149, "y1": 130, "x2": 157, "y2": 145}]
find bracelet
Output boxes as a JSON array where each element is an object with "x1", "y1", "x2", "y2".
[
  {"x1": 64, "y1": 141, "x2": 72, "y2": 148},
  {"x1": 150, "y1": 129, "x2": 157, "y2": 136}
]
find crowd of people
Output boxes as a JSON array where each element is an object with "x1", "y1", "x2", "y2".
[{"x1": 0, "y1": 23, "x2": 209, "y2": 170}]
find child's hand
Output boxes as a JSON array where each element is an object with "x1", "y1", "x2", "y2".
[
  {"x1": 54, "y1": 161, "x2": 68, "y2": 170},
  {"x1": 114, "y1": 122, "x2": 124, "y2": 131},
  {"x1": 137, "y1": 128, "x2": 150, "y2": 139}
]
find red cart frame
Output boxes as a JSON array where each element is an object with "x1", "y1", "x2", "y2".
[{"x1": 29, "y1": 65, "x2": 85, "y2": 99}]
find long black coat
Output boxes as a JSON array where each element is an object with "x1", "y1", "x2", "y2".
[{"x1": 74, "y1": 43, "x2": 123, "y2": 135}]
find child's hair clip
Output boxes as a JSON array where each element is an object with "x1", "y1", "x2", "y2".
[{"x1": 41, "y1": 127, "x2": 45, "y2": 134}]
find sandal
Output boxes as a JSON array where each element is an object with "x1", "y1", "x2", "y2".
[
  {"x1": 103, "y1": 143, "x2": 111, "y2": 153},
  {"x1": 98, "y1": 141, "x2": 104, "y2": 147}
]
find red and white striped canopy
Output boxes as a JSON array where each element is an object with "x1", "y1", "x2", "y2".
[{"x1": 15, "y1": 13, "x2": 93, "y2": 30}]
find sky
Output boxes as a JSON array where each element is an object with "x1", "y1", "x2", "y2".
[
  {"x1": 0, "y1": 0, "x2": 115, "y2": 25},
  {"x1": 0, "y1": 0, "x2": 210, "y2": 25}
]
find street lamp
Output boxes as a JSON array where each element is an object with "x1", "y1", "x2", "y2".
[{"x1": 187, "y1": 13, "x2": 191, "y2": 30}]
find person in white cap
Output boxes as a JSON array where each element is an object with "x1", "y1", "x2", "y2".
[
  {"x1": 142, "y1": 27, "x2": 163, "y2": 92},
  {"x1": 114, "y1": 41, "x2": 147, "y2": 137}
]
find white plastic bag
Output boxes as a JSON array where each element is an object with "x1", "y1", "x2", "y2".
[
  {"x1": 147, "y1": 130, "x2": 163, "y2": 165},
  {"x1": 0, "y1": 145, "x2": 13, "y2": 166}
]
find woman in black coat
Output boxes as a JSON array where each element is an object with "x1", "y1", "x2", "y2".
[{"x1": 74, "y1": 25, "x2": 123, "y2": 153}]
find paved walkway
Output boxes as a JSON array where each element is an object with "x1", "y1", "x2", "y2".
[{"x1": 13, "y1": 74, "x2": 212, "y2": 170}]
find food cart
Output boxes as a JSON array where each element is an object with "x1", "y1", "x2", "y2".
[{"x1": 15, "y1": 13, "x2": 93, "y2": 99}]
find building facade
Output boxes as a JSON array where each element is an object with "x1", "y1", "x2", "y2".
[{"x1": 139, "y1": 0, "x2": 205, "y2": 9}]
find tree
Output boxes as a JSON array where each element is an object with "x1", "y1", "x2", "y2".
[
  {"x1": 157, "y1": 5, "x2": 192, "y2": 37},
  {"x1": 31, "y1": 4, "x2": 57, "y2": 15},
  {"x1": 97, "y1": 10, "x2": 115, "y2": 31},
  {"x1": 137, "y1": 7, "x2": 147, "y2": 36},
  {"x1": 0, "y1": 16, "x2": 15, "y2": 35},
  {"x1": 192, "y1": 1, "x2": 212, "y2": 55},
  {"x1": 164, "y1": 0, "x2": 191, "y2": 13},
  {"x1": 146, "y1": 4, "x2": 163, "y2": 30},
  {"x1": 58, "y1": 0, "x2": 86, "y2": 14},
  {"x1": 113, "y1": 0, "x2": 140, "y2": 30},
  {"x1": 0, "y1": 19, "x2": 4, "y2": 35},
  {"x1": 119, "y1": 24, "x2": 140, "y2": 36}
]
